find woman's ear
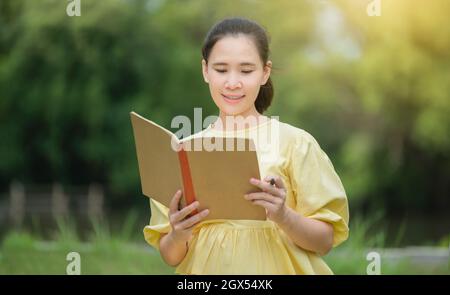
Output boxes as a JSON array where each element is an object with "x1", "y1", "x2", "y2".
[
  {"x1": 262, "y1": 60, "x2": 272, "y2": 85},
  {"x1": 202, "y1": 59, "x2": 209, "y2": 83}
]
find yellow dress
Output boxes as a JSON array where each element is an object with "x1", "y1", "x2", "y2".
[{"x1": 143, "y1": 118, "x2": 349, "y2": 274}]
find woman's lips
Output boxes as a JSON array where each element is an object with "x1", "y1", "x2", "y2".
[{"x1": 222, "y1": 94, "x2": 245, "y2": 104}]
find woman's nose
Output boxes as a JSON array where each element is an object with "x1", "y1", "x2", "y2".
[{"x1": 225, "y1": 75, "x2": 242, "y2": 89}]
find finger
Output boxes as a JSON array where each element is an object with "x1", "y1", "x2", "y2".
[
  {"x1": 264, "y1": 175, "x2": 286, "y2": 189},
  {"x1": 244, "y1": 192, "x2": 278, "y2": 204},
  {"x1": 173, "y1": 201, "x2": 200, "y2": 222},
  {"x1": 249, "y1": 178, "x2": 283, "y2": 198},
  {"x1": 178, "y1": 209, "x2": 209, "y2": 229},
  {"x1": 251, "y1": 200, "x2": 275, "y2": 212},
  {"x1": 169, "y1": 189, "x2": 182, "y2": 215}
]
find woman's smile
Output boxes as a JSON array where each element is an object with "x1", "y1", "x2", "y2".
[{"x1": 221, "y1": 93, "x2": 245, "y2": 104}]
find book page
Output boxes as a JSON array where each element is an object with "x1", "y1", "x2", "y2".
[
  {"x1": 183, "y1": 136, "x2": 267, "y2": 220},
  {"x1": 130, "y1": 112, "x2": 183, "y2": 208}
]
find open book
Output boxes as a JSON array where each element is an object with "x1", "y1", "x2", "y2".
[{"x1": 130, "y1": 111, "x2": 266, "y2": 220}]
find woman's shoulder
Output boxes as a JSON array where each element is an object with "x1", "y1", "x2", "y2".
[
  {"x1": 277, "y1": 121, "x2": 332, "y2": 168},
  {"x1": 277, "y1": 120, "x2": 320, "y2": 149}
]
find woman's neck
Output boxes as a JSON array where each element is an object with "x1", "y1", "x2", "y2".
[{"x1": 213, "y1": 108, "x2": 269, "y2": 132}]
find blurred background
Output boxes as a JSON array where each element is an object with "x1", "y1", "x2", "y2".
[{"x1": 0, "y1": 0, "x2": 448, "y2": 274}]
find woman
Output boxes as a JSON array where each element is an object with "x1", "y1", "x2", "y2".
[{"x1": 143, "y1": 17, "x2": 349, "y2": 275}]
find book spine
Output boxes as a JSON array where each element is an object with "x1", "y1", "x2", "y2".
[{"x1": 177, "y1": 147, "x2": 198, "y2": 216}]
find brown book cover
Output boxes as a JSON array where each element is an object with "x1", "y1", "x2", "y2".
[{"x1": 130, "y1": 111, "x2": 267, "y2": 220}]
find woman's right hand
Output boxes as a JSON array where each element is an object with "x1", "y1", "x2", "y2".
[{"x1": 167, "y1": 189, "x2": 209, "y2": 244}]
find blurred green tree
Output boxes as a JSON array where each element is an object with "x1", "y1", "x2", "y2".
[{"x1": 0, "y1": 0, "x2": 448, "y2": 218}]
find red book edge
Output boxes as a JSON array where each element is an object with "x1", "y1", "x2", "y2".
[{"x1": 177, "y1": 147, "x2": 198, "y2": 216}]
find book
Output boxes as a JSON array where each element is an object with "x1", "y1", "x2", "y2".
[{"x1": 130, "y1": 111, "x2": 267, "y2": 220}]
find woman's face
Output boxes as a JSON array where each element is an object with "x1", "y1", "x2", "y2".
[{"x1": 202, "y1": 34, "x2": 271, "y2": 117}]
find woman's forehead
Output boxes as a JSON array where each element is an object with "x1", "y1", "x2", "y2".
[{"x1": 209, "y1": 35, "x2": 261, "y2": 64}]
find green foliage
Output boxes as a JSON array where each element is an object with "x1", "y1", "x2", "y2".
[
  {"x1": 323, "y1": 212, "x2": 449, "y2": 274},
  {"x1": 0, "y1": 211, "x2": 447, "y2": 274},
  {"x1": 0, "y1": 0, "x2": 448, "y2": 218},
  {"x1": 0, "y1": 211, "x2": 175, "y2": 274}
]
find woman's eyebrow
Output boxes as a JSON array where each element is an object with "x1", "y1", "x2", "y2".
[{"x1": 211, "y1": 62, "x2": 256, "y2": 66}]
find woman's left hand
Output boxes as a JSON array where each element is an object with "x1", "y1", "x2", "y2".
[{"x1": 245, "y1": 175, "x2": 288, "y2": 224}]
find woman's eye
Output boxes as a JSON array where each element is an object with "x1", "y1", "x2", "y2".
[{"x1": 214, "y1": 69, "x2": 253, "y2": 74}]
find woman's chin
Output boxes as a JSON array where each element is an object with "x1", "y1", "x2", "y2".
[
  {"x1": 220, "y1": 105, "x2": 247, "y2": 116},
  {"x1": 214, "y1": 99, "x2": 254, "y2": 117}
]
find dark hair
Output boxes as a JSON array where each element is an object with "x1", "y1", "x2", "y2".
[{"x1": 202, "y1": 17, "x2": 274, "y2": 114}]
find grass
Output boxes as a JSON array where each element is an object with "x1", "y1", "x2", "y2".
[
  {"x1": 0, "y1": 213, "x2": 175, "y2": 275},
  {"x1": 323, "y1": 214, "x2": 449, "y2": 274},
  {"x1": 0, "y1": 212, "x2": 448, "y2": 274},
  {"x1": 0, "y1": 231, "x2": 174, "y2": 274}
]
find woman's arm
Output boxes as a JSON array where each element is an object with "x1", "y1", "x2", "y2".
[
  {"x1": 159, "y1": 190, "x2": 210, "y2": 267},
  {"x1": 159, "y1": 232, "x2": 189, "y2": 267},
  {"x1": 245, "y1": 176, "x2": 334, "y2": 256},
  {"x1": 276, "y1": 206, "x2": 334, "y2": 256}
]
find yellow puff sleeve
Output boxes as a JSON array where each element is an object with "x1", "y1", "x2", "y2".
[
  {"x1": 143, "y1": 198, "x2": 172, "y2": 251},
  {"x1": 288, "y1": 132, "x2": 349, "y2": 247}
]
